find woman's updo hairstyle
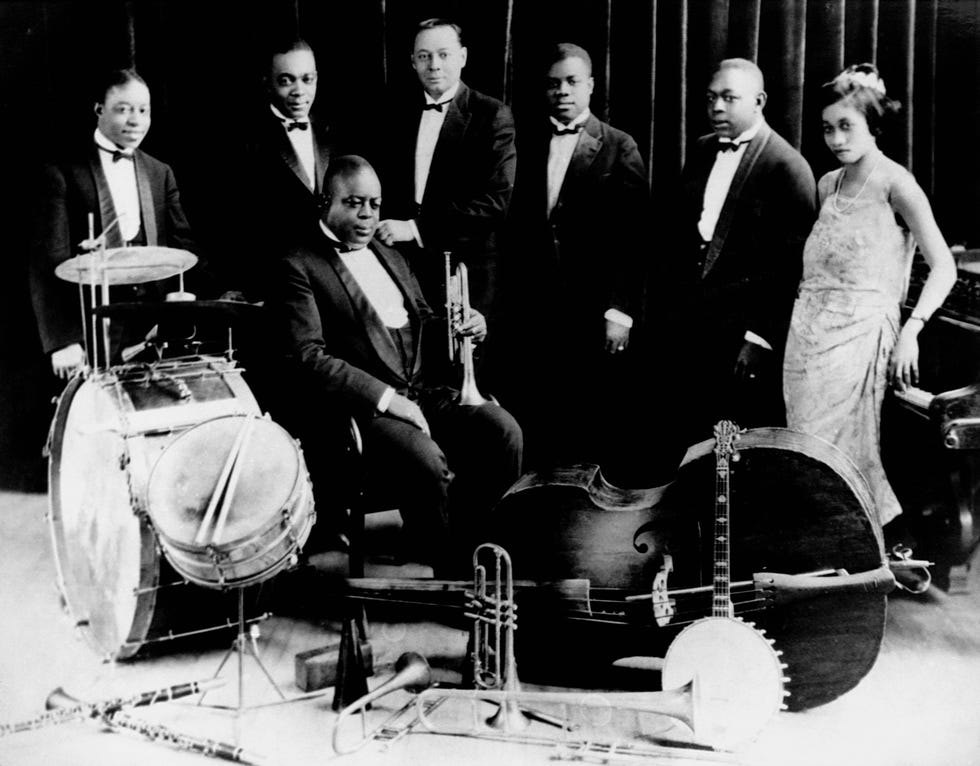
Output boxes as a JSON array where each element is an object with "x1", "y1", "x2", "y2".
[{"x1": 819, "y1": 63, "x2": 901, "y2": 136}]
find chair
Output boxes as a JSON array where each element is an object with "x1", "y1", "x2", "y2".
[{"x1": 343, "y1": 416, "x2": 396, "y2": 577}]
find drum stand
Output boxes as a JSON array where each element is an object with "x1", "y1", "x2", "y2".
[{"x1": 199, "y1": 588, "x2": 285, "y2": 713}]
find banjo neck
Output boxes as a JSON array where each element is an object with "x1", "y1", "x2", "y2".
[{"x1": 712, "y1": 420, "x2": 740, "y2": 619}]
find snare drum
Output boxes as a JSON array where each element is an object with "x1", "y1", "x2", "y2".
[
  {"x1": 46, "y1": 357, "x2": 265, "y2": 660},
  {"x1": 146, "y1": 414, "x2": 315, "y2": 589}
]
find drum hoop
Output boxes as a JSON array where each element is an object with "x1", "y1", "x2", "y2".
[
  {"x1": 146, "y1": 414, "x2": 306, "y2": 549},
  {"x1": 157, "y1": 475, "x2": 314, "y2": 589},
  {"x1": 156, "y1": 472, "x2": 312, "y2": 556},
  {"x1": 46, "y1": 373, "x2": 160, "y2": 660}
]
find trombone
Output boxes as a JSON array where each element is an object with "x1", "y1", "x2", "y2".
[
  {"x1": 331, "y1": 651, "x2": 433, "y2": 755},
  {"x1": 329, "y1": 542, "x2": 728, "y2": 761},
  {"x1": 445, "y1": 252, "x2": 492, "y2": 406},
  {"x1": 416, "y1": 542, "x2": 700, "y2": 738}
]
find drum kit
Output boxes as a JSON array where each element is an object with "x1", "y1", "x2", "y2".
[{"x1": 45, "y1": 244, "x2": 316, "y2": 708}]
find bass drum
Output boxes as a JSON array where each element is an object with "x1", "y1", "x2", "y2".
[{"x1": 47, "y1": 358, "x2": 265, "y2": 661}]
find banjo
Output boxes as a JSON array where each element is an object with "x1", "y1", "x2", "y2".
[{"x1": 661, "y1": 419, "x2": 789, "y2": 749}]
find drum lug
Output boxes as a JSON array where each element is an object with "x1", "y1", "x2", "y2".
[{"x1": 205, "y1": 545, "x2": 228, "y2": 588}]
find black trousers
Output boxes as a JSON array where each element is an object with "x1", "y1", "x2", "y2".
[{"x1": 357, "y1": 391, "x2": 523, "y2": 576}]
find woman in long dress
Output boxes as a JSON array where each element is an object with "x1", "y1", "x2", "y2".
[{"x1": 783, "y1": 64, "x2": 957, "y2": 530}]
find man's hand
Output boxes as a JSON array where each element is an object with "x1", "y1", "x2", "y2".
[
  {"x1": 376, "y1": 219, "x2": 416, "y2": 246},
  {"x1": 455, "y1": 309, "x2": 487, "y2": 344},
  {"x1": 605, "y1": 321, "x2": 630, "y2": 355},
  {"x1": 51, "y1": 343, "x2": 86, "y2": 379},
  {"x1": 734, "y1": 340, "x2": 769, "y2": 382},
  {"x1": 386, "y1": 393, "x2": 431, "y2": 435}
]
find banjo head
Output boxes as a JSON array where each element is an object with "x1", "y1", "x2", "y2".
[{"x1": 662, "y1": 616, "x2": 787, "y2": 749}]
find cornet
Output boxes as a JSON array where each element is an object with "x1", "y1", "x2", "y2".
[{"x1": 445, "y1": 252, "x2": 492, "y2": 406}]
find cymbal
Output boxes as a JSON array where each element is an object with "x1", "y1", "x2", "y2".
[
  {"x1": 55, "y1": 246, "x2": 198, "y2": 285},
  {"x1": 91, "y1": 300, "x2": 263, "y2": 325}
]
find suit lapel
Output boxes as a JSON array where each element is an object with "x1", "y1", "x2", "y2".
[
  {"x1": 270, "y1": 116, "x2": 315, "y2": 192},
  {"x1": 554, "y1": 115, "x2": 602, "y2": 218},
  {"x1": 86, "y1": 151, "x2": 125, "y2": 248},
  {"x1": 424, "y1": 84, "x2": 470, "y2": 206},
  {"x1": 323, "y1": 237, "x2": 419, "y2": 383},
  {"x1": 312, "y1": 121, "x2": 331, "y2": 194},
  {"x1": 372, "y1": 244, "x2": 425, "y2": 379},
  {"x1": 133, "y1": 150, "x2": 158, "y2": 245},
  {"x1": 702, "y1": 123, "x2": 773, "y2": 278}
]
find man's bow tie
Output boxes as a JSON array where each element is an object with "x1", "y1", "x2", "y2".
[
  {"x1": 423, "y1": 100, "x2": 451, "y2": 112},
  {"x1": 552, "y1": 124, "x2": 583, "y2": 136},
  {"x1": 97, "y1": 144, "x2": 134, "y2": 162},
  {"x1": 284, "y1": 120, "x2": 309, "y2": 132},
  {"x1": 717, "y1": 139, "x2": 745, "y2": 152}
]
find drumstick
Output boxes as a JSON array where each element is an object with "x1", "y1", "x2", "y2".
[
  {"x1": 210, "y1": 416, "x2": 257, "y2": 546},
  {"x1": 194, "y1": 416, "x2": 253, "y2": 545}
]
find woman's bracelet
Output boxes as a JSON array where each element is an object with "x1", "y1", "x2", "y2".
[{"x1": 908, "y1": 314, "x2": 928, "y2": 325}]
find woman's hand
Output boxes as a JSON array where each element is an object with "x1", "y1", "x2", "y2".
[{"x1": 890, "y1": 321, "x2": 922, "y2": 390}]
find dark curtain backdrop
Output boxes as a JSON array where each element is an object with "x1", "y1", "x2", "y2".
[{"x1": 2, "y1": 0, "x2": 979, "y2": 489}]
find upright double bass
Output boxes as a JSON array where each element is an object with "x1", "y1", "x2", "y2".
[{"x1": 484, "y1": 427, "x2": 891, "y2": 711}]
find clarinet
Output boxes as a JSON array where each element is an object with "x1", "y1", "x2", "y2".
[
  {"x1": 0, "y1": 679, "x2": 223, "y2": 736},
  {"x1": 43, "y1": 687, "x2": 265, "y2": 766},
  {"x1": 101, "y1": 706, "x2": 265, "y2": 765}
]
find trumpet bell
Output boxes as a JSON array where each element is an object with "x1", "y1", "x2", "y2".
[{"x1": 331, "y1": 652, "x2": 432, "y2": 755}]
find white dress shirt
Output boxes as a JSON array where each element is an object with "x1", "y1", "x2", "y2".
[
  {"x1": 94, "y1": 129, "x2": 141, "y2": 242},
  {"x1": 697, "y1": 119, "x2": 771, "y2": 349},
  {"x1": 322, "y1": 223, "x2": 407, "y2": 412},
  {"x1": 546, "y1": 108, "x2": 590, "y2": 216},
  {"x1": 414, "y1": 83, "x2": 459, "y2": 206},
  {"x1": 545, "y1": 110, "x2": 632, "y2": 330},
  {"x1": 271, "y1": 104, "x2": 315, "y2": 191},
  {"x1": 322, "y1": 223, "x2": 408, "y2": 329},
  {"x1": 697, "y1": 119, "x2": 763, "y2": 243}
]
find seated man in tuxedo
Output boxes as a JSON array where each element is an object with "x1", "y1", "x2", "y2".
[
  {"x1": 29, "y1": 67, "x2": 199, "y2": 378},
  {"x1": 267, "y1": 155, "x2": 523, "y2": 575}
]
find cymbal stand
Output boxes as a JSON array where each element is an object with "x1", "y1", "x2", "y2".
[
  {"x1": 82, "y1": 212, "x2": 123, "y2": 373},
  {"x1": 99, "y1": 240, "x2": 111, "y2": 372}
]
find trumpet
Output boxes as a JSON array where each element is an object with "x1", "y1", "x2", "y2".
[
  {"x1": 468, "y1": 542, "x2": 530, "y2": 731},
  {"x1": 445, "y1": 252, "x2": 492, "y2": 406}
]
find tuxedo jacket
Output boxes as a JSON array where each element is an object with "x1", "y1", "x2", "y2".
[
  {"x1": 271, "y1": 232, "x2": 443, "y2": 421},
  {"x1": 373, "y1": 82, "x2": 516, "y2": 314},
  {"x1": 230, "y1": 112, "x2": 336, "y2": 298},
  {"x1": 512, "y1": 113, "x2": 649, "y2": 333},
  {"x1": 676, "y1": 121, "x2": 817, "y2": 354},
  {"x1": 29, "y1": 145, "x2": 196, "y2": 355}
]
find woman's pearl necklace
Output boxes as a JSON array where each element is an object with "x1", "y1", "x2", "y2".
[{"x1": 833, "y1": 152, "x2": 883, "y2": 213}]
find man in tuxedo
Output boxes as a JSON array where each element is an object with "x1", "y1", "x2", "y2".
[
  {"x1": 506, "y1": 43, "x2": 656, "y2": 485},
  {"x1": 672, "y1": 57, "x2": 817, "y2": 440},
  {"x1": 268, "y1": 155, "x2": 522, "y2": 574},
  {"x1": 228, "y1": 37, "x2": 336, "y2": 301},
  {"x1": 29, "y1": 68, "x2": 197, "y2": 379},
  {"x1": 373, "y1": 18, "x2": 516, "y2": 334}
]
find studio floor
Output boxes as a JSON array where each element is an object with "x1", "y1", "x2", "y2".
[{"x1": 1, "y1": 488, "x2": 980, "y2": 766}]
